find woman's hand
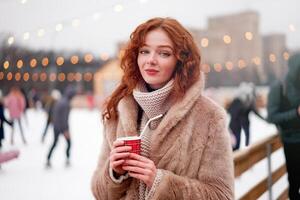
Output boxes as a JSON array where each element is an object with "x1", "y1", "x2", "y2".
[
  {"x1": 109, "y1": 140, "x2": 131, "y2": 176},
  {"x1": 122, "y1": 153, "x2": 157, "y2": 188}
]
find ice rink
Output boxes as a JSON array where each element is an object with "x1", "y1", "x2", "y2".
[{"x1": 0, "y1": 107, "x2": 287, "y2": 200}]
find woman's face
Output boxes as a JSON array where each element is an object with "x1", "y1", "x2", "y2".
[{"x1": 137, "y1": 28, "x2": 177, "y2": 90}]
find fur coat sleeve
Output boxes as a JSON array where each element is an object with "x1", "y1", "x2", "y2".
[
  {"x1": 150, "y1": 108, "x2": 234, "y2": 200},
  {"x1": 91, "y1": 121, "x2": 133, "y2": 200}
]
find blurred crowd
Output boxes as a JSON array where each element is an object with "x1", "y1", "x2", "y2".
[{"x1": 0, "y1": 85, "x2": 96, "y2": 167}]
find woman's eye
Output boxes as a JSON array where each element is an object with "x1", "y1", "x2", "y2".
[
  {"x1": 159, "y1": 52, "x2": 171, "y2": 57},
  {"x1": 139, "y1": 50, "x2": 149, "y2": 54}
]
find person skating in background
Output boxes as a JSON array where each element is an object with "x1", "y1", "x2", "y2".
[
  {"x1": 267, "y1": 53, "x2": 300, "y2": 200},
  {"x1": 4, "y1": 86, "x2": 26, "y2": 145},
  {"x1": 20, "y1": 88, "x2": 30, "y2": 126},
  {"x1": 28, "y1": 88, "x2": 41, "y2": 109},
  {"x1": 227, "y1": 82, "x2": 265, "y2": 151},
  {"x1": 41, "y1": 89, "x2": 61, "y2": 143},
  {"x1": 46, "y1": 86, "x2": 76, "y2": 168},
  {"x1": 0, "y1": 92, "x2": 13, "y2": 149}
]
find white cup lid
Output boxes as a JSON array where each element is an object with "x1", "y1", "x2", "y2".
[{"x1": 117, "y1": 136, "x2": 141, "y2": 141}]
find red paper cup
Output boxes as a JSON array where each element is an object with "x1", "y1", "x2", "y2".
[{"x1": 117, "y1": 136, "x2": 141, "y2": 155}]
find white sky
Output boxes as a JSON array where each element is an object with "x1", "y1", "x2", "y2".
[{"x1": 0, "y1": 0, "x2": 299, "y2": 56}]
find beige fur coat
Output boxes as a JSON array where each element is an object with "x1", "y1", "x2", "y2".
[{"x1": 91, "y1": 78, "x2": 234, "y2": 200}]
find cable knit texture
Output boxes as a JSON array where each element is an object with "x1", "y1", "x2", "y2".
[
  {"x1": 91, "y1": 73, "x2": 235, "y2": 200},
  {"x1": 133, "y1": 80, "x2": 174, "y2": 200},
  {"x1": 133, "y1": 80, "x2": 174, "y2": 130}
]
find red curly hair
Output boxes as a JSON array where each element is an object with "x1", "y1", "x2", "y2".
[{"x1": 103, "y1": 17, "x2": 202, "y2": 120}]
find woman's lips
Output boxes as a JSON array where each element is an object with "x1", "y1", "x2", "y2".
[{"x1": 145, "y1": 69, "x2": 159, "y2": 76}]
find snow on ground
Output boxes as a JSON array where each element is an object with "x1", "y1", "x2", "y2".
[
  {"x1": 0, "y1": 108, "x2": 287, "y2": 200},
  {"x1": 0, "y1": 108, "x2": 103, "y2": 200}
]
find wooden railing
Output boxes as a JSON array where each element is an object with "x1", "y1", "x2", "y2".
[{"x1": 234, "y1": 134, "x2": 288, "y2": 200}]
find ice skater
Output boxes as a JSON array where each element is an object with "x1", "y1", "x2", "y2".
[{"x1": 46, "y1": 86, "x2": 76, "y2": 168}]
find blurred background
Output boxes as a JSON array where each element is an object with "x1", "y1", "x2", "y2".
[{"x1": 0, "y1": 0, "x2": 299, "y2": 199}]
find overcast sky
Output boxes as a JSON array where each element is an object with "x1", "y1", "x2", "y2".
[{"x1": 0, "y1": 0, "x2": 299, "y2": 56}]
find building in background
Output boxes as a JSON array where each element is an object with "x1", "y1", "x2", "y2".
[
  {"x1": 263, "y1": 34, "x2": 288, "y2": 83},
  {"x1": 190, "y1": 10, "x2": 289, "y2": 87},
  {"x1": 93, "y1": 59, "x2": 122, "y2": 107},
  {"x1": 1, "y1": 10, "x2": 292, "y2": 98}
]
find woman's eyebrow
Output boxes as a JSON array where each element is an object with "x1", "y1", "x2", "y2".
[{"x1": 142, "y1": 44, "x2": 173, "y2": 50}]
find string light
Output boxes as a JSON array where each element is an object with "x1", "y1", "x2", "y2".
[
  {"x1": 84, "y1": 54, "x2": 93, "y2": 63},
  {"x1": 201, "y1": 64, "x2": 211, "y2": 73},
  {"x1": 3, "y1": 61, "x2": 10, "y2": 69},
  {"x1": 245, "y1": 32, "x2": 253, "y2": 40},
  {"x1": 0, "y1": 51, "x2": 288, "y2": 82},
  {"x1": 23, "y1": 73, "x2": 30, "y2": 81},
  {"x1": 7, "y1": 72, "x2": 13, "y2": 81},
  {"x1": 56, "y1": 56, "x2": 64, "y2": 66},
  {"x1": 252, "y1": 57, "x2": 261, "y2": 65},
  {"x1": 42, "y1": 57, "x2": 49, "y2": 66},
  {"x1": 72, "y1": 19, "x2": 80, "y2": 27},
  {"x1": 93, "y1": 12, "x2": 102, "y2": 20},
  {"x1": 49, "y1": 73, "x2": 57, "y2": 82},
  {"x1": 269, "y1": 54, "x2": 276, "y2": 62},
  {"x1": 283, "y1": 52, "x2": 289, "y2": 60},
  {"x1": 70, "y1": 55, "x2": 79, "y2": 64},
  {"x1": 20, "y1": 0, "x2": 27, "y2": 4},
  {"x1": 37, "y1": 29, "x2": 45, "y2": 37},
  {"x1": 17, "y1": 60, "x2": 24, "y2": 68},
  {"x1": 225, "y1": 61, "x2": 234, "y2": 71},
  {"x1": 23, "y1": 32, "x2": 30, "y2": 40},
  {"x1": 55, "y1": 23, "x2": 63, "y2": 32},
  {"x1": 238, "y1": 59, "x2": 246, "y2": 68},
  {"x1": 114, "y1": 4, "x2": 124, "y2": 12},
  {"x1": 15, "y1": 72, "x2": 21, "y2": 81},
  {"x1": 40, "y1": 72, "x2": 47, "y2": 82},
  {"x1": 201, "y1": 38, "x2": 209, "y2": 48},
  {"x1": 30, "y1": 58, "x2": 37, "y2": 68},
  {"x1": 58, "y1": 73, "x2": 66, "y2": 82},
  {"x1": 67, "y1": 73, "x2": 74, "y2": 82},
  {"x1": 7, "y1": 36, "x2": 14, "y2": 45},
  {"x1": 214, "y1": 63, "x2": 222, "y2": 72},
  {"x1": 75, "y1": 72, "x2": 82, "y2": 82},
  {"x1": 84, "y1": 72, "x2": 93, "y2": 82},
  {"x1": 223, "y1": 35, "x2": 231, "y2": 44},
  {"x1": 32, "y1": 73, "x2": 39, "y2": 81},
  {"x1": 100, "y1": 53, "x2": 110, "y2": 61}
]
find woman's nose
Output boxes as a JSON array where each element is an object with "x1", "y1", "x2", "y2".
[{"x1": 146, "y1": 53, "x2": 157, "y2": 65}]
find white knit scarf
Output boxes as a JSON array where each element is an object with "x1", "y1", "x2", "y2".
[
  {"x1": 133, "y1": 80, "x2": 174, "y2": 200},
  {"x1": 133, "y1": 79, "x2": 174, "y2": 131}
]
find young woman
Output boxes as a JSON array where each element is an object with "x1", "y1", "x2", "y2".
[{"x1": 92, "y1": 17, "x2": 234, "y2": 200}]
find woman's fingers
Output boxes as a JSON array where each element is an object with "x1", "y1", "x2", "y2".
[
  {"x1": 128, "y1": 153, "x2": 150, "y2": 162},
  {"x1": 127, "y1": 172, "x2": 150, "y2": 183},
  {"x1": 111, "y1": 145, "x2": 132, "y2": 154},
  {"x1": 113, "y1": 140, "x2": 124, "y2": 148},
  {"x1": 122, "y1": 165, "x2": 152, "y2": 174},
  {"x1": 118, "y1": 153, "x2": 157, "y2": 187},
  {"x1": 111, "y1": 152, "x2": 130, "y2": 161},
  {"x1": 111, "y1": 159, "x2": 125, "y2": 168}
]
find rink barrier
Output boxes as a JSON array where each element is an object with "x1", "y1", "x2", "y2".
[{"x1": 234, "y1": 134, "x2": 288, "y2": 200}]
